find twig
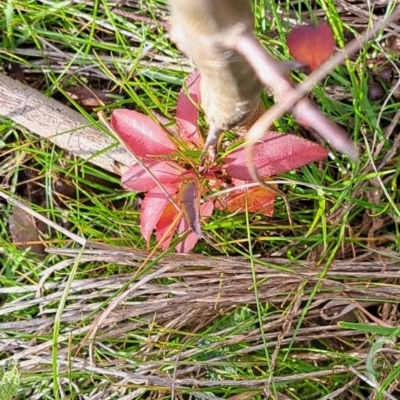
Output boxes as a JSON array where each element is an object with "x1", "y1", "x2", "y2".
[
  {"x1": 234, "y1": 5, "x2": 400, "y2": 185},
  {"x1": 0, "y1": 73, "x2": 135, "y2": 175}
]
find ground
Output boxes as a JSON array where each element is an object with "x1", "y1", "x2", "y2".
[{"x1": 0, "y1": 1, "x2": 399, "y2": 399}]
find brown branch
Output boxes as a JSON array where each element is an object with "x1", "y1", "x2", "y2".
[
  {"x1": 168, "y1": 0, "x2": 400, "y2": 185},
  {"x1": 239, "y1": 5, "x2": 400, "y2": 183},
  {"x1": 0, "y1": 72, "x2": 135, "y2": 176}
]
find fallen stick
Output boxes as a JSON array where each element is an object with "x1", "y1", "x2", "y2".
[{"x1": 0, "y1": 72, "x2": 135, "y2": 176}]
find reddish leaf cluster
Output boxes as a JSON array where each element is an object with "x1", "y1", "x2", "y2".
[{"x1": 111, "y1": 70, "x2": 328, "y2": 252}]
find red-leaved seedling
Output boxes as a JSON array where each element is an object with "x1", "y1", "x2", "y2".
[
  {"x1": 224, "y1": 131, "x2": 328, "y2": 180},
  {"x1": 215, "y1": 180, "x2": 276, "y2": 217},
  {"x1": 111, "y1": 71, "x2": 328, "y2": 252},
  {"x1": 287, "y1": 23, "x2": 335, "y2": 71},
  {"x1": 111, "y1": 109, "x2": 177, "y2": 157},
  {"x1": 176, "y1": 70, "x2": 203, "y2": 146}
]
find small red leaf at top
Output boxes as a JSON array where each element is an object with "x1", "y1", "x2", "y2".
[
  {"x1": 176, "y1": 201, "x2": 214, "y2": 253},
  {"x1": 287, "y1": 23, "x2": 335, "y2": 71},
  {"x1": 176, "y1": 70, "x2": 203, "y2": 146},
  {"x1": 122, "y1": 160, "x2": 186, "y2": 192},
  {"x1": 140, "y1": 183, "x2": 180, "y2": 248},
  {"x1": 111, "y1": 109, "x2": 176, "y2": 158},
  {"x1": 215, "y1": 185, "x2": 276, "y2": 217},
  {"x1": 225, "y1": 131, "x2": 328, "y2": 181},
  {"x1": 179, "y1": 178, "x2": 202, "y2": 238}
]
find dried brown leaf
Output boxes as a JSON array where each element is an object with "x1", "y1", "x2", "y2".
[
  {"x1": 66, "y1": 86, "x2": 112, "y2": 109},
  {"x1": 8, "y1": 206, "x2": 45, "y2": 256}
]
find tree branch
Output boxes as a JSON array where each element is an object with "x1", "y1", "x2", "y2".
[{"x1": 0, "y1": 73, "x2": 135, "y2": 176}]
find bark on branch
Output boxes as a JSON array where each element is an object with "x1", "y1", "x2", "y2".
[{"x1": 0, "y1": 73, "x2": 135, "y2": 176}]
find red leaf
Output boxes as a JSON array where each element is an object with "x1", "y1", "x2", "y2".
[
  {"x1": 111, "y1": 109, "x2": 176, "y2": 158},
  {"x1": 215, "y1": 185, "x2": 276, "y2": 216},
  {"x1": 140, "y1": 183, "x2": 180, "y2": 248},
  {"x1": 122, "y1": 160, "x2": 186, "y2": 192},
  {"x1": 287, "y1": 24, "x2": 335, "y2": 71},
  {"x1": 155, "y1": 201, "x2": 180, "y2": 250},
  {"x1": 176, "y1": 70, "x2": 203, "y2": 146},
  {"x1": 225, "y1": 131, "x2": 328, "y2": 181},
  {"x1": 175, "y1": 201, "x2": 214, "y2": 253},
  {"x1": 179, "y1": 178, "x2": 201, "y2": 237}
]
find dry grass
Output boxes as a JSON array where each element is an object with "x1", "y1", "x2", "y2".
[{"x1": 1, "y1": 244, "x2": 400, "y2": 398}]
